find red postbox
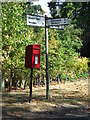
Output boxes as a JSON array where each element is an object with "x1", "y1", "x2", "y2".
[{"x1": 25, "y1": 44, "x2": 41, "y2": 69}]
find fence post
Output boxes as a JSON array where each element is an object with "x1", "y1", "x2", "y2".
[
  {"x1": 36, "y1": 74, "x2": 38, "y2": 85},
  {"x1": 38, "y1": 78, "x2": 40, "y2": 87},
  {"x1": 50, "y1": 75, "x2": 52, "y2": 85},
  {"x1": 58, "y1": 75, "x2": 60, "y2": 84},
  {"x1": 9, "y1": 79, "x2": 11, "y2": 92},
  {"x1": 24, "y1": 78, "x2": 27, "y2": 90},
  {"x1": 66, "y1": 73, "x2": 68, "y2": 82},
  {"x1": 15, "y1": 80, "x2": 18, "y2": 90}
]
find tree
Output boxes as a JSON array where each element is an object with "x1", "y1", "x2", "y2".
[
  {"x1": 1, "y1": 2, "x2": 89, "y2": 91},
  {"x1": 2, "y1": 2, "x2": 45, "y2": 89},
  {"x1": 48, "y1": 2, "x2": 89, "y2": 80},
  {"x1": 48, "y1": 2, "x2": 90, "y2": 58}
]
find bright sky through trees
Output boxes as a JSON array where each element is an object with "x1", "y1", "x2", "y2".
[{"x1": 33, "y1": 0, "x2": 51, "y2": 16}]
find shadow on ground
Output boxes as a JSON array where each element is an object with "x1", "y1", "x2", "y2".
[{"x1": 2, "y1": 91, "x2": 89, "y2": 120}]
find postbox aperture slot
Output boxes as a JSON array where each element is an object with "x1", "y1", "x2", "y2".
[{"x1": 34, "y1": 48, "x2": 40, "y2": 50}]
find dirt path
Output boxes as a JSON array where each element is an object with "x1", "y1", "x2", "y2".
[{"x1": 2, "y1": 78, "x2": 89, "y2": 119}]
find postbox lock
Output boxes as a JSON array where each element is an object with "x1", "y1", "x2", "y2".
[{"x1": 35, "y1": 56, "x2": 38, "y2": 64}]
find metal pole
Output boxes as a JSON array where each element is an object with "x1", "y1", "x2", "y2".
[
  {"x1": 56, "y1": 0, "x2": 59, "y2": 17},
  {"x1": 29, "y1": 68, "x2": 33, "y2": 103},
  {"x1": 45, "y1": 15, "x2": 49, "y2": 100}
]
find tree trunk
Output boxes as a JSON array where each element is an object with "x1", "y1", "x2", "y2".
[{"x1": 2, "y1": 70, "x2": 5, "y2": 92}]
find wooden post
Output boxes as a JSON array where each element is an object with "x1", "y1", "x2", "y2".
[{"x1": 24, "y1": 78, "x2": 27, "y2": 90}]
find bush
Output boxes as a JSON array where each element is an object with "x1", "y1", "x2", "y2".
[
  {"x1": 74, "y1": 57, "x2": 89, "y2": 74},
  {"x1": 59, "y1": 57, "x2": 89, "y2": 81}
]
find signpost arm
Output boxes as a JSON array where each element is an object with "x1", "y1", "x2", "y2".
[
  {"x1": 29, "y1": 68, "x2": 33, "y2": 103},
  {"x1": 45, "y1": 15, "x2": 49, "y2": 100}
]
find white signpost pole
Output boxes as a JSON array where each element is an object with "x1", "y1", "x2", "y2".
[{"x1": 45, "y1": 15, "x2": 49, "y2": 100}]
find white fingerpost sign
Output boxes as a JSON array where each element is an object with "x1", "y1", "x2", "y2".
[
  {"x1": 47, "y1": 18, "x2": 68, "y2": 26},
  {"x1": 27, "y1": 15, "x2": 45, "y2": 27},
  {"x1": 49, "y1": 25, "x2": 64, "y2": 29}
]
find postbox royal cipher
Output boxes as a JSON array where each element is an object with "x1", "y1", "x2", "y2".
[{"x1": 25, "y1": 44, "x2": 41, "y2": 69}]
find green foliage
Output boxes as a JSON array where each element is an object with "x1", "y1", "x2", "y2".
[
  {"x1": 48, "y1": 2, "x2": 89, "y2": 81},
  {"x1": 48, "y1": 24, "x2": 83, "y2": 79},
  {"x1": 48, "y1": 2, "x2": 90, "y2": 58},
  {"x1": 74, "y1": 57, "x2": 89, "y2": 74},
  {"x1": 2, "y1": 2, "x2": 89, "y2": 88},
  {"x1": 2, "y1": 2, "x2": 45, "y2": 86}
]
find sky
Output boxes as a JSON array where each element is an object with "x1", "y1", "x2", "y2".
[
  {"x1": 33, "y1": 0, "x2": 65, "y2": 17},
  {"x1": 33, "y1": 0, "x2": 52, "y2": 17}
]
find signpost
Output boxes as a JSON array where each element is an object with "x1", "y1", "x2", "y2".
[
  {"x1": 48, "y1": 25, "x2": 64, "y2": 29},
  {"x1": 27, "y1": 14, "x2": 68, "y2": 102},
  {"x1": 47, "y1": 18, "x2": 68, "y2": 26},
  {"x1": 27, "y1": 15, "x2": 45, "y2": 27}
]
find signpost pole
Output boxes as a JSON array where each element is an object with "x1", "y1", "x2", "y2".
[
  {"x1": 27, "y1": 14, "x2": 68, "y2": 102},
  {"x1": 45, "y1": 15, "x2": 49, "y2": 100},
  {"x1": 29, "y1": 68, "x2": 33, "y2": 103}
]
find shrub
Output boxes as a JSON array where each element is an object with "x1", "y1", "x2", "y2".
[{"x1": 74, "y1": 57, "x2": 88, "y2": 74}]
